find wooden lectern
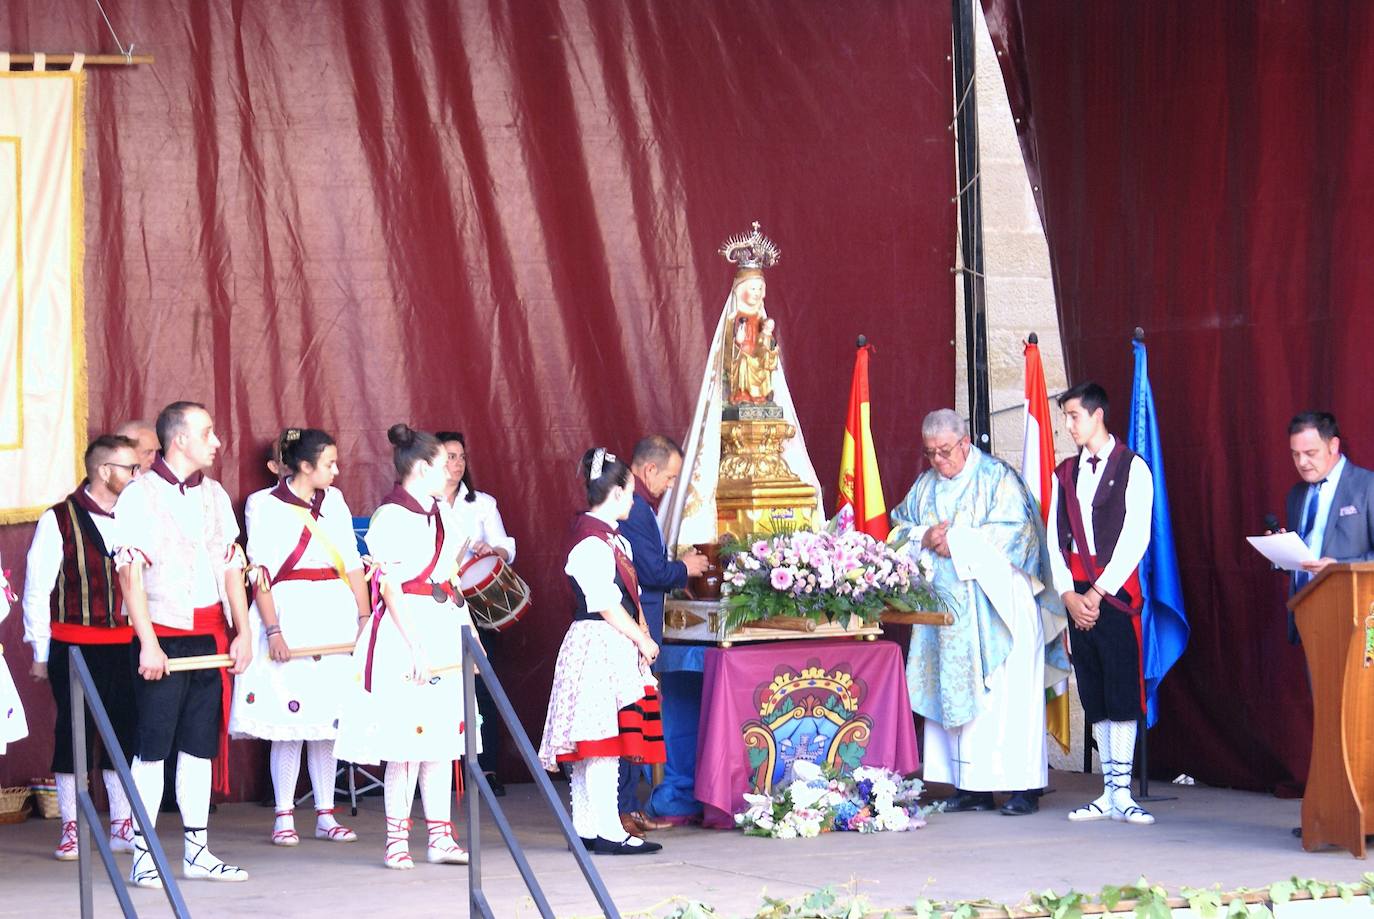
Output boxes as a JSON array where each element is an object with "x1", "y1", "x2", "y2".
[{"x1": 1289, "y1": 562, "x2": 1374, "y2": 858}]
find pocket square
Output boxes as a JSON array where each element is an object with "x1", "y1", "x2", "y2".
[{"x1": 1339, "y1": 505, "x2": 1358, "y2": 517}]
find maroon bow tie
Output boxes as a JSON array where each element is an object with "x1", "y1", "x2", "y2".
[{"x1": 1087, "y1": 455, "x2": 1101, "y2": 472}]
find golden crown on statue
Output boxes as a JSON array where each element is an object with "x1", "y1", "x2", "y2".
[{"x1": 719, "y1": 220, "x2": 781, "y2": 270}]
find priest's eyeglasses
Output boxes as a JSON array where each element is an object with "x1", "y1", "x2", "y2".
[{"x1": 922, "y1": 441, "x2": 966, "y2": 460}]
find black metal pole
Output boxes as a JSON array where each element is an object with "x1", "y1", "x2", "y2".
[
  {"x1": 952, "y1": 0, "x2": 991, "y2": 451},
  {"x1": 71, "y1": 657, "x2": 94, "y2": 919}
]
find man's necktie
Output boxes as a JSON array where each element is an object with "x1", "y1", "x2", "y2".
[
  {"x1": 1300, "y1": 480, "x2": 1325, "y2": 540},
  {"x1": 1295, "y1": 479, "x2": 1327, "y2": 590},
  {"x1": 1086, "y1": 455, "x2": 1101, "y2": 472}
]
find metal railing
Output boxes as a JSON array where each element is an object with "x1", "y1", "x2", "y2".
[
  {"x1": 460, "y1": 626, "x2": 620, "y2": 918},
  {"x1": 69, "y1": 645, "x2": 190, "y2": 918}
]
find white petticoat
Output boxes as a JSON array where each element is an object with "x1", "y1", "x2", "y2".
[
  {"x1": 537, "y1": 620, "x2": 655, "y2": 771},
  {"x1": 0, "y1": 653, "x2": 28, "y2": 754},
  {"x1": 229, "y1": 579, "x2": 360, "y2": 741},
  {"x1": 333, "y1": 592, "x2": 479, "y2": 765}
]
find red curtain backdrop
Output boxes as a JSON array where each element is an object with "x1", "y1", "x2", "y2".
[
  {"x1": 984, "y1": 1, "x2": 1374, "y2": 790},
  {"x1": 0, "y1": 2, "x2": 954, "y2": 793}
]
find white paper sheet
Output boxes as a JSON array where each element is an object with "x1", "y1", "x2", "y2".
[{"x1": 1246, "y1": 531, "x2": 1316, "y2": 571}]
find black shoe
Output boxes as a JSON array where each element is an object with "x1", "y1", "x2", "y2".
[
  {"x1": 941, "y1": 790, "x2": 997, "y2": 812},
  {"x1": 590, "y1": 835, "x2": 663, "y2": 855},
  {"x1": 1000, "y1": 792, "x2": 1039, "y2": 816},
  {"x1": 483, "y1": 772, "x2": 507, "y2": 798},
  {"x1": 1291, "y1": 826, "x2": 1302, "y2": 838}
]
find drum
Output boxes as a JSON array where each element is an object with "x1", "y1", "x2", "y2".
[{"x1": 457, "y1": 554, "x2": 531, "y2": 631}]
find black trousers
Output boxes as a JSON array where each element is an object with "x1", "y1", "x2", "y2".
[
  {"x1": 48, "y1": 641, "x2": 139, "y2": 774},
  {"x1": 131, "y1": 634, "x2": 221, "y2": 762},
  {"x1": 1068, "y1": 580, "x2": 1144, "y2": 724}
]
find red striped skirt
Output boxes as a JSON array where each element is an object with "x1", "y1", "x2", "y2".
[{"x1": 556, "y1": 685, "x2": 666, "y2": 764}]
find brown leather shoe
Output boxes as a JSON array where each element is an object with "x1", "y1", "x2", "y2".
[
  {"x1": 628, "y1": 810, "x2": 673, "y2": 832},
  {"x1": 619, "y1": 814, "x2": 646, "y2": 838}
]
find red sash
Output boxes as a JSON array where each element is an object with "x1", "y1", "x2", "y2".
[
  {"x1": 153, "y1": 604, "x2": 233, "y2": 795},
  {"x1": 51, "y1": 622, "x2": 134, "y2": 645}
]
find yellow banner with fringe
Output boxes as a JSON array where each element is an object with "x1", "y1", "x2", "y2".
[{"x1": 0, "y1": 66, "x2": 86, "y2": 524}]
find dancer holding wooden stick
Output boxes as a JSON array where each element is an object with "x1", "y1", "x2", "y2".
[
  {"x1": 114, "y1": 401, "x2": 252, "y2": 888},
  {"x1": 229, "y1": 428, "x2": 371, "y2": 846},
  {"x1": 335, "y1": 424, "x2": 478, "y2": 870}
]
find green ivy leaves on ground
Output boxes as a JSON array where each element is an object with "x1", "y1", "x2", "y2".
[{"x1": 650, "y1": 873, "x2": 1374, "y2": 919}]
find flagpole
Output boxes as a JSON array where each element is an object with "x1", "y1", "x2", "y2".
[{"x1": 1129, "y1": 327, "x2": 1177, "y2": 805}]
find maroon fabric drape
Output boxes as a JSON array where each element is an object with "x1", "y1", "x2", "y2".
[
  {"x1": 984, "y1": 1, "x2": 1374, "y2": 790},
  {"x1": 0, "y1": 2, "x2": 954, "y2": 794}
]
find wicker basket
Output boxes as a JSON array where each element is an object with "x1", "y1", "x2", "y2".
[
  {"x1": 30, "y1": 779, "x2": 59, "y2": 819},
  {"x1": 0, "y1": 786, "x2": 31, "y2": 825}
]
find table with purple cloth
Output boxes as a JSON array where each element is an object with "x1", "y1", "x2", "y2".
[{"x1": 695, "y1": 638, "x2": 919, "y2": 828}]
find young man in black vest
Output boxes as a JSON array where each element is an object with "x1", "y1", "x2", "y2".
[
  {"x1": 23, "y1": 434, "x2": 142, "y2": 859},
  {"x1": 1046, "y1": 382, "x2": 1156, "y2": 825}
]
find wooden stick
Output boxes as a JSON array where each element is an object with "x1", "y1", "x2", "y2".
[
  {"x1": 3, "y1": 53, "x2": 155, "y2": 66},
  {"x1": 165, "y1": 642, "x2": 355, "y2": 673},
  {"x1": 880, "y1": 610, "x2": 954, "y2": 626}
]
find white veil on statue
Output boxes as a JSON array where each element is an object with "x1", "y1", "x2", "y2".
[{"x1": 657, "y1": 274, "x2": 825, "y2": 554}]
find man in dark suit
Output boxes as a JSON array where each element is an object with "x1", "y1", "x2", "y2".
[
  {"x1": 1285, "y1": 411, "x2": 1374, "y2": 643},
  {"x1": 616, "y1": 435, "x2": 707, "y2": 836}
]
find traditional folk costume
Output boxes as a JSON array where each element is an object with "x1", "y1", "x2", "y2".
[
  {"x1": 114, "y1": 456, "x2": 248, "y2": 886},
  {"x1": 229, "y1": 482, "x2": 363, "y2": 844},
  {"x1": 443, "y1": 483, "x2": 515, "y2": 787},
  {"x1": 1047, "y1": 436, "x2": 1155, "y2": 825},
  {"x1": 22, "y1": 485, "x2": 138, "y2": 859},
  {"x1": 538, "y1": 511, "x2": 666, "y2": 854},
  {"x1": 334, "y1": 486, "x2": 476, "y2": 869},
  {"x1": 0, "y1": 561, "x2": 28, "y2": 755},
  {"x1": 889, "y1": 447, "x2": 1069, "y2": 799}
]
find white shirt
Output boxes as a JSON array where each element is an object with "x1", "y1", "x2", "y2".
[
  {"x1": 1300, "y1": 455, "x2": 1346, "y2": 559},
  {"x1": 1047, "y1": 436, "x2": 1154, "y2": 599},
  {"x1": 564, "y1": 509, "x2": 631, "y2": 614},
  {"x1": 22, "y1": 491, "x2": 124, "y2": 663},
  {"x1": 444, "y1": 485, "x2": 516, "y2": 564},
  {"x1": 116, "y1": 470, "x2": 237, "y2": 609}
]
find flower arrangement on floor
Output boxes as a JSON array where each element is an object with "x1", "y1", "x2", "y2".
[
  {"x1": 735, "y1": 761, "x2": 928, "y2": 839},
  {"x1": 719, "y1": 527, "x2": 936, "y2": 633}
]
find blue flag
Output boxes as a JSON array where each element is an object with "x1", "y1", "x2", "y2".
[{"x1": 1128, "y1": 339, "x2": 1190, "y2": 727}]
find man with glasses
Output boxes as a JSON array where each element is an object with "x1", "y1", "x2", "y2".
[
  {"x1": 890, "y1": 409, "x2": 1068, "y2": 817},
  {"x1": 23, "y1": 434, "x2": 142, "y2": 860}
]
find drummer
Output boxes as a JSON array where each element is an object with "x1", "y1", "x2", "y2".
[{"x1": 436, "y1": 431, "x2": 515, "y2": 796}]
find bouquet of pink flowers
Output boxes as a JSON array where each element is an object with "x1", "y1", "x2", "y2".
[{"x1": 718, "y1": 527, "x2": 936, "y2": 633}]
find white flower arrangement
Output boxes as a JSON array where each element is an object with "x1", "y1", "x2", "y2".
[{"x1": 734, "y1": 761, "x2": 928, "y2": 839}]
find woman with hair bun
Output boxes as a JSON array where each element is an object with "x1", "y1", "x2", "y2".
[
  {"x1": 335, "y1": 423, "x2": 477, "y2": 870},
  {"x1": 538, "y1": 448, "x2": 666, "y2": 856},
  {"x1": 229, "y1": 428, "x2": 370, "y2": 846}
]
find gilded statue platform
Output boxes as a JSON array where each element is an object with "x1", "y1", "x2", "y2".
[{"x1": 663, "y1": 599, "x2": 952, "y2": 646}]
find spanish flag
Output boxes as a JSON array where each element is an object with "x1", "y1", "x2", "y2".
[
  {"x1": 1021, "y1": 334, "x2": 1070, "y2": 754},
  {"x1": 837, "y1": 338, "x2": 889, "y2": 540}
]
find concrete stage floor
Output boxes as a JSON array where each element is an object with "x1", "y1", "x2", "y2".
[{"x1": 2, "y1": 770, "x2": 1368, "y2": 918}]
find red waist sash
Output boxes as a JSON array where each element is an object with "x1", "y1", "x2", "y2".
[
  {"x1": 51, "y1": 622, "x2": 134, "y2": 645},
  {"x1": 1067, "y1": 552, "x2": 1142, "y2": 613},
  {"x1": 273, "y1": 567, "x2": 340, "y2": 584}
]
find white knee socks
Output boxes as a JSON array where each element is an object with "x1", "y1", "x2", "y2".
[
  {"x1": 306, "y1": 739, "x2": 337, "y2": 812},
  {"x1": 570, "y1": 756, "x2": 629, "y2": 842},
  {"x1": 270, "y1": 740, "x2": 303, "y2": 813}
]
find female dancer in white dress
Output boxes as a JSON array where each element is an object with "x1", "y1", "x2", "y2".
[
  {"x1": 335, "y1": 424, "x2": 476, "y2": 869},
  {"x1": 538, "y1": 448, "x2": 665, "y2": 855},
  {"x1": 0, "y1": 560, "x2": 28, "y2": 754},
  {"x1": 229, "y1": 429, "x2": 370, "y2": 845}
]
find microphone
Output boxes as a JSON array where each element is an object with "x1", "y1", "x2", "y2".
[{"x1": 1262, "y1": 513, "x2": 1280, "y2": 534}]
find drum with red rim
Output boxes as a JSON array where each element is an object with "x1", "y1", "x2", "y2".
[{"x1": 457, "y1": 554, "x2": 531, "y2": 631}]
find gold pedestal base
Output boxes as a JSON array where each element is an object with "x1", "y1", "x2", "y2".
[{"x1": 715, "y1": 418, "x2": 818, "y2": 540}]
